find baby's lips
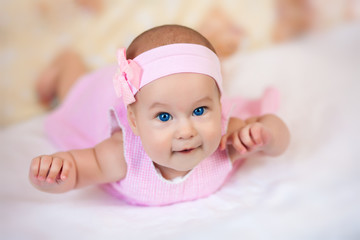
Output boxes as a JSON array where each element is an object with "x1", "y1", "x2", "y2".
[
  {"x1": 174, "y1": 147, "x2": 194, "y2": 152},
  {"x1": 173, "y1": 141, "x2": 202, "y2": 152}
]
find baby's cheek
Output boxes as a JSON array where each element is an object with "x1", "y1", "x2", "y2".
[
  {"x1": 146, "y1": 134, "x2": 171, "y2": 156},
  {"x1": 154, "y1": 137, "x2": 171, "y2": 150},
  {"x1": 204, "y1": 124, "x2": 222, "y2": 148},
  {"x1": 139, "y1": 129, "x2": 161, "y2": 155}
]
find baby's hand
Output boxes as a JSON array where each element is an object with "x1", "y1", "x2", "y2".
[
  {"x1": 29, "y1": 155, "x2": 72, "y2": 186},
  {"x1": 220, "y1": 122, "x2": 272, "y2": 156}
]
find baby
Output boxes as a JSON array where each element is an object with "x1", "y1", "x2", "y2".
[{"x1": 29, "y1": 25, "x2": 290, "y2": 206}]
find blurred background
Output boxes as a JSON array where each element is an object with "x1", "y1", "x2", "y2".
[{"x1": 1, "y1": 0, "x2": 359, "y2": 127}]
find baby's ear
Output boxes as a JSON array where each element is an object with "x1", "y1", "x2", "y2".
[{"x1": 127, "y1": 105, "x2": 139, "y2": 136}]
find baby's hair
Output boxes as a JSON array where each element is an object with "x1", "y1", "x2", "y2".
[{"x1": 126, "y1": 24, "x2": 216, "y2": 59}]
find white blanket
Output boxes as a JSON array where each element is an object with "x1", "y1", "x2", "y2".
[{"x1": 1, "y1": 23, "x2": 360, "y2": 239}]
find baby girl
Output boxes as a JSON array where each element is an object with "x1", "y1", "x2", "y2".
[{"x1": 29, "y1": 25, "x2": 290, "y2": 206}]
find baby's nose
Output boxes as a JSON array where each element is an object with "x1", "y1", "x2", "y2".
[{"x1": 176, "y1": 120, "x2": 197, "y2": 139}]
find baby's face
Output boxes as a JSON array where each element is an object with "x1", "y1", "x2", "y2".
[{"x1": 128, "y1": 73, "x2": 222, "y2": 178}]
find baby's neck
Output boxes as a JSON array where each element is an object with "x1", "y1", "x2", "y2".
[{"x1": 154, "y1": 163, "x2": 190, "y2": 180}]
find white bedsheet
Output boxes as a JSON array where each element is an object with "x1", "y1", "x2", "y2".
[{"x1": 1, "y1": 23, "x2": 360, "y2": 240}]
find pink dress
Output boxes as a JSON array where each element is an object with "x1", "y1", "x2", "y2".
[{"x1": 45, "y1": 64, "x2": 279, "y2": 206}]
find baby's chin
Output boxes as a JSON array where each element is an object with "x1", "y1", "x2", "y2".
[
  {"x1": 169, "y1": 159, "x2": 202, "y2": 172},
  {"x1": 172, "y1": 149, "x2": 217, "y2": 171}
]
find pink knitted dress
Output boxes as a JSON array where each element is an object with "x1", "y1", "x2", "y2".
[{"x1": 45, "y1": 63, "x2": 279, "y2": 206}]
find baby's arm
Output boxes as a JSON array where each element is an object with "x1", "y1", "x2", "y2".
[
  {"x1": 220, "y1": 114, "x2": 290, "y2": 161},
  {"x1": 29, "y1": 131, "x2": 126, "y2": 193}
]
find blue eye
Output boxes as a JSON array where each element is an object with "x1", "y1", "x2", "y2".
[
  {"x1": 193, "y1": 107, "x2": 205, "y2": 116},
  {"x1": 157, "y1": 112, "x2": 172, "y2": 122}
]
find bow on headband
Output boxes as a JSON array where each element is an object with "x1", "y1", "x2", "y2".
[{"x1": 113, "y1": 48, "x2": 142, "y2": 105}]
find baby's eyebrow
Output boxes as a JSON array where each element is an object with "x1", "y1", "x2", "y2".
[
  {"x1": 149, "y1": 96, "x2": 214, "y2": 110},
  {"x1": 149, "y1": 102, "x2": 169, "y2": 110},
  {"x1": 195, "y1": 96, "x2": 213, "y2": 104}
]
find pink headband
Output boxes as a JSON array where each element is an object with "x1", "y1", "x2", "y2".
[{"x1": 113, "y1": 43, "x2": 223, "y2": 106}]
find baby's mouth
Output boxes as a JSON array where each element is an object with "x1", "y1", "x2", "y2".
[
  {"x1": 179, "y1": 148, "x2": 194, "y2": 153},
  {"x1": 174, "y1": 145, "x2": 201, "y2": 154}
]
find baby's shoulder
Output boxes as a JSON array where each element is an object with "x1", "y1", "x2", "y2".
[{"x1": 95, "y1": 130, "x2": 127, "y2": 181}]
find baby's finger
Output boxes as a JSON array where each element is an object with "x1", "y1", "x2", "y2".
[
  {"x1": 249, "y1": 123, "x2": 263, "y2": 146},
  {"x1": 220, "y1": 134, "x2": 229, "y2": 150},
  {"x1": 231, "y1": 132, "x2": 247, "y2": 154},
  {"x1": 46, "y1": 157, "x2": 63, "y2": 183},
  {"x1": 30, "y1": 157, "x2": 41, "y2": 178},
  {"x1": 38, "y1": 156, "x2": 52, "y2": 181},
  {"x1": 60, "y1": 159, "x2": 73, "y2": 181},
  {"x1": 240, "y1": 125, "x2": 256, "y2": 150}
]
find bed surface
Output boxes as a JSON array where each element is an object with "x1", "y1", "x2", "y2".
[{"x1": 1, "y1": 23, "x2": 360, "y2": 239}]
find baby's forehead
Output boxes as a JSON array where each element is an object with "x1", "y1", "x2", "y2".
[{"x1": 136, "y1": 73, "x2": 220, "y2": 105}]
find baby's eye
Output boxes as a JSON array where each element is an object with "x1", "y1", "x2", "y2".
[
  {"x1": 193, "y1": 107, "x2": 206, "y2": 116},
  {"x1": 157, "y1": 112, "x2": 172, "y2": 122}
]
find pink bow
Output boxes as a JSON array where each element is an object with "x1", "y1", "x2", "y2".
[{"x1": 113, "y1": 48, "x2": 142, "y2": 105}]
